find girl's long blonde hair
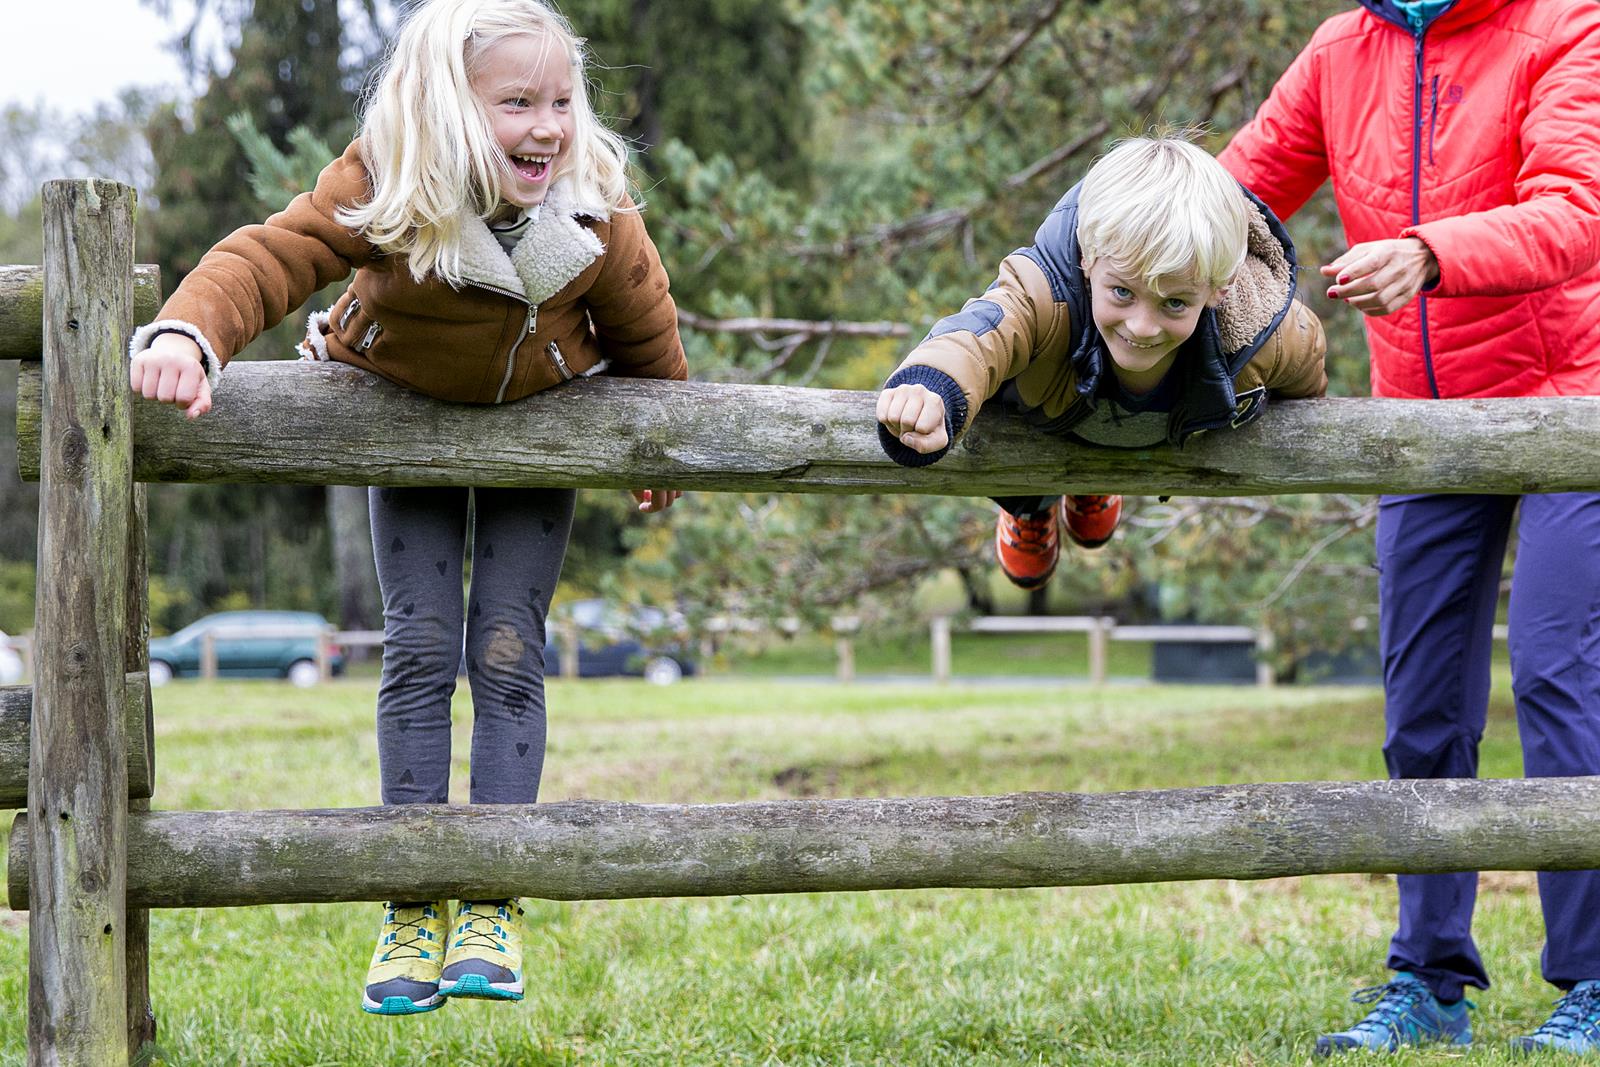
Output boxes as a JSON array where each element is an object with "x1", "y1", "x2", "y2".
[{"x1": 338, "y1": 0, "x2": 633, "y2": 284}]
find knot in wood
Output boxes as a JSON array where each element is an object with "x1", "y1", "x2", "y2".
[
  {"x1": 63, "y1": 642, "x2": 92, "y2": 676},
  {"x1": 58, "y1": 425, "x2": 89, "y2": 479},
  {"x1": 632, "y1": 439, "x2": 665, "y2": 461}
]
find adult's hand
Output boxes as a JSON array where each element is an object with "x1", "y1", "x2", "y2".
[{"x1": 1322, "y1": 238, "x2": 1440, "y2": 317}]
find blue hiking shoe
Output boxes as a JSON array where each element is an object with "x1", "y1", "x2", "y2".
[
  {"x1": 1315, "y1": 972, "x2": 1473, "y2": 1056},
  {"x1": 1510, "y1": 980, "x2": 1600, "y2": 1054}
]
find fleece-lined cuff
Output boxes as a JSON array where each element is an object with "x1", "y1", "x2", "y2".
[
  {"x1": 127, "y1": 319, "x2": 223, "y2": 391},
  {"x1": 876, "y1": 365, "x2": 969, "y2": 468}
]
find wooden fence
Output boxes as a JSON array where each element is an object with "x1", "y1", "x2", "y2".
[{"x1": 8, "y1": 178, "x2": 1600, "y2": 1064}]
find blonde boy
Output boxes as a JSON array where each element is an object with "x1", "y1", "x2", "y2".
[{"x1": 877, "y1": 135, "x2": 1327, "y2": 588}]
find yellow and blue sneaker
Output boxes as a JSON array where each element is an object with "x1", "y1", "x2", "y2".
[
  {"x1": 362, "y1": 900, "x2": 450, "y2": 1015},
  {"x1": 439, "y1": 899, "x2": 525, "y2": 1001}
]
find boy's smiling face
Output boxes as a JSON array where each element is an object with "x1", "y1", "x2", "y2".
[{"x1": 1084, "y1": 258, "x2": 1224, "y2": 392}]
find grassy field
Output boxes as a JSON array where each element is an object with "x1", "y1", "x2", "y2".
[{"x1": 0, "y1": 673, "x2": 1567, "y2": 1065}]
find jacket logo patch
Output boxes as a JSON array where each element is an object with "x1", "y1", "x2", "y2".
[
  {"x1": 1444, "y1": 84, "x2": 1464, "y2": 105},
  {"x1": 1231, "y1": 386, "x2": 1266, "y2": 428}
]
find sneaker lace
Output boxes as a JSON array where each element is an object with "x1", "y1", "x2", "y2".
[
  {"x1": 1070, "y1": 495, "x2": 1113, "y2": 515},
  {"x1": 454, "y1": 900, "x2": 513, "y2": 952},
  {"x1": 1345, "y1": 980, "x2": 1429, "y2": 1037},
  {"x1": 1005, "y1": 513, "x2": 1055, "y2": 549},
  {"x1": 1529, "y1": 985, "x2": 1600, "y2": 1041},
  {"x1": 380, "y1": 903, "x2": 437, "y2": 962}
]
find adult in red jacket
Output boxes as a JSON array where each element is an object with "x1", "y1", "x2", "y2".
[{"x1": 1220, "y1": 0, "x2": 1600, "y2": 1055}]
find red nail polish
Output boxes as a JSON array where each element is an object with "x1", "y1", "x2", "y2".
[
  {"x1": 1326, "y1": 288, "x2": 1337, "y2": 298},
  {"x1": 1338, "y1": 274, "x2": 1350, "y2": 285}
]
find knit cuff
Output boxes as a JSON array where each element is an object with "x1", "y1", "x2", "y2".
[{"x1": 876, "y1": 365, "x2": 969, "y2": 468}]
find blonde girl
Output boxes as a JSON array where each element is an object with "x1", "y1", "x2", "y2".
[{"x1": 129, "y1": 0, "x2": 685, "y2": 1016}]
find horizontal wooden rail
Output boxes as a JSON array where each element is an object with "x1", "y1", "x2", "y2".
[
  {"x1": 0, "y1": 673, "x2": 154, "y2": 808},
  {"x1": 18, "y1": 361, "x2": 1600, "y2": 495},
  {"x1": 0, "y1": 264, "x2": 161, "y2": 360},
  {"x1": 8, "y1": 777, "x2": 1600, "y2": 909}
]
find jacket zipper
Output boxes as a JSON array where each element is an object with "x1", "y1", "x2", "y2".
[
  {"x1": 339, "y1": 295, "x2": 361, "y2": 330},
  {"x1": 496, "y1": 304, "x2": 537, "y2": 404},
  {"x1": 546, "y1": 341, "x2": 575, "y2": 381},
  {"x1": 1428, "y1": 75, "x2": 1440, "y2": 165},
  {"x1": 1412, "y1": 31, "x2": 1441, "y2": 398},
  {"x1": 356, "y1": 321, "x2": 382, "y2": 353}
]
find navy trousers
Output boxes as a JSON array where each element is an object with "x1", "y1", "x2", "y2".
[{"x1": 1378, "y1": 492, "x2": 1600, "y2": 1000}]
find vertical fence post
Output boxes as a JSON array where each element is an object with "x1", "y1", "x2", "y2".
[
  {"x1": 124, "y1": 486, "x2": 155, "y2": 1061},
  {"x1": 29, "y1": 178, "x2": 136, "y2": 1066},
  {"x1": 558, "y1": 619, "x2": 579, "y2": 679},
  {"x1": 831, "y1": 616, "x2": 859, "y2": 684},
  {"x1": 1255, "y1": 629, "x2": 1276, "y2": 689},
  {"x1": 930, "y1": 616, "x2": 951, "y2": 685},
  {"x1": 1088, "y1": 618, "x2": 1111, "y2": 686},
  {"x1": 199, "y1": 631, "x2": 217, "y2": 680},
  {"x1": 317, "y1": 624, "x2": 333, "y2": 682}
]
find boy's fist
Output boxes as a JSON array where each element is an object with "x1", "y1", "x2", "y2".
[
  {"x1": 876, "y1": 383, "x2": 949, "y2": 454},
  {"x1": 130, "y1": 333, "x2": 211, "y2": 419}
]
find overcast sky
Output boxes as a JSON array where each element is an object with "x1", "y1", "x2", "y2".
[{"x1": 1, "y1": 2, "x2": 191, "y2": 116}]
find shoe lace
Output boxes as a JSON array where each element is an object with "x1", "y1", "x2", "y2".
[
  {"x1": 454, "y1": 900, "x2": 513, "y2": 952},
  {"x1": 1528, "y1": 985, "x2": 1600, "y2": 1041},
  {"x1": 1069, "y1": 495, "x2": 1113, "y2": 516},
  {"x1": 379, "y1": 903, "x2": 438, "y2": 962},
  {"x1": 1345, "y1": 979, "x2": 1430, "y2": 1037},
  {"x1": 1004, "y1": 513, "x2": 1055, "y2": 549}
]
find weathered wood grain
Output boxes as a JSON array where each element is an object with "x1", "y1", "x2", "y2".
[
  {"x1": 123, "y1": 487, "x2": 154, "y2": 1062},
  {"x1": 0, "y1": 264, "x2": 159, "y2": 360},
  {"x1": 0, "y1": 675, "x2": 153, "y2": 808},
  {"x1": 28, "y1": 179, "x2": 135, "y2": 1067},
  {"x1": 18, "y1": 362, "x2": 1600, "y2": 495},
  {"x1": 9, "y1": 779, "x2": 1600, "y2": 910}
]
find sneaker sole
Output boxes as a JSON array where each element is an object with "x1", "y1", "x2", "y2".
[
  {"x1": 438, "y1": 973, "x2": 524, "y2": 1001},
  {"x1": 362, "y1": 992, "x2": 446, "y2": 1015}
]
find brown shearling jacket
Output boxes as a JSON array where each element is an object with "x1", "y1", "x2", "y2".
[{"x1": 133, "y1": 140, "x2": 685, "y2": 403}]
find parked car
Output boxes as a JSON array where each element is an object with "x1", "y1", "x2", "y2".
[
  {"x1": 0, "y1": 630, "x2": 24, "y2": 685},
  {"x1": 148, "y1": 610, "x2": 345, "y2": 687},
  {"x1": 549, "y1": 599, "x2": 695, "y2": 684},
  {"x1": 545, "y1": 633, "x2": 695, "y2": 685}
]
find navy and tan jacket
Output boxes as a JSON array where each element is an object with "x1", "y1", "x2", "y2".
[{"x1": 879, "y1": 182, "x2": 1327, "y2": 465}]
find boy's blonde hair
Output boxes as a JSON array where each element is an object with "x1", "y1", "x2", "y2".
[
  {"x1": 1076, "y1": 135, "x2": 1250, "y2": 295},
  {"x1": 339, "y1": 0, "x2": 632, "y2": 284}
]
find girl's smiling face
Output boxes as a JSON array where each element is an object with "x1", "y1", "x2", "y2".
[
  {"x1": 1083, "y1": 258, "x2": 1223, "y2": 390},
  {"x1": 470, "y1": 33, "x2": 575, "y2": 209}
]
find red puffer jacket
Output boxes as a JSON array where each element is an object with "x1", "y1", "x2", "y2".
[{"x1": 1220, "y1": 0, "x2": 1600, "y2": 399}]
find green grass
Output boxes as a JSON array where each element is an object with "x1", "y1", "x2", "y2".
[{"x1": 0, "y1": 673, "x2": 1567, "y2": 1065}]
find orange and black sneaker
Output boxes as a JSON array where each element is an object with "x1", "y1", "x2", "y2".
[
  {"x1": 1063, "y1": 494, "x2": 1122, "y2": 549},
  {"x1": 995, "y1": 506, "x2": 1061, "y2": 590}
]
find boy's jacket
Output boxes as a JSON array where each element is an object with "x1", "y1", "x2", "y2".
[
  {"x1": 1221, "y1": 0, "x2": 1600, "y2": 401},
  {"x1": 132, "y1": 140, "x2": 685, "y2": 403},
  {"x1": 882, "y1": 182, "x2": 1326, "y2": 463}
]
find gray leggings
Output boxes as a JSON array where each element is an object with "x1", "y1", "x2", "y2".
[{"x1": 369, "y1": 486, "x2": 575, "y2": 805}]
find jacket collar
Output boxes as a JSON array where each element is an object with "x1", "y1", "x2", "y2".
[
  {"x1": 1357, "y1": 0, "x2": 1512, "y2": 36},
  {"x1": 453, "y1": 179, "x2": 607, "y2": 304}
]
